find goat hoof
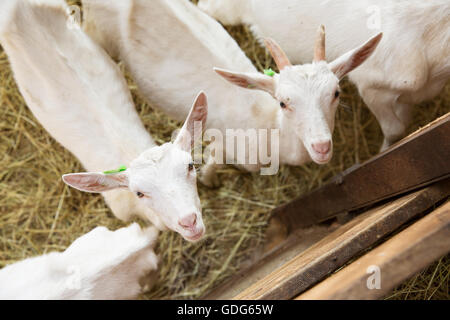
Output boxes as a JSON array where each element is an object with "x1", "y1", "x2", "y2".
[{"x1": 379, "y1": 139, "x2": 392, "y2": 152}]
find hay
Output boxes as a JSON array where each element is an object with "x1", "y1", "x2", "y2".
[
  {"x1": 0, "y1": 0, "x2": 449, "y2": 300},
  {"x1": 387, "y1": 254, "x2": 450, "y2": 300}
]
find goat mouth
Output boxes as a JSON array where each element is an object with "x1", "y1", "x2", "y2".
[
  {"x1": 184, "y1": 230, "x2": 205, "y2": 242},
  {"x1": 311, "y1": 152, "x2": 332, "y2": 164}
]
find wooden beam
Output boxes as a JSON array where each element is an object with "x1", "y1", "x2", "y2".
[
  {"x1": 296, "y1": 201, "x2": 450, "y2": 300},
  {"x1": 203, "y1": 224, "x2": 337, "y2": 299},
  {"x1": 273, "y1": 113, "x2": 450, "y2": 232},
  {"x1": 232, "y1": 179, "x2": 450, "y2": 300}
]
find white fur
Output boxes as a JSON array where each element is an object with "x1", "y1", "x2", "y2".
[
  {"x1": 82, "y1": 0, "x2": 378, "y2": 187},
  {"x1": 0, "y1": 223, "x2": 158, "y2": 300},
  {"x1": 199, "y1": 0, "x2": 450, "y2": 149},
  {"x1": 0, "y1": 0, "x2": 206, "y2": 241}
]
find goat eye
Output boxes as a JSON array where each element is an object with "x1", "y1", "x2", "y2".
[
  {"x1": 188, "y1": 163, "x2": 194, "y2": 171},
  {"x1": 136, "y1": 192, "x2": 144, "y2": 198},
  {"x1": 334, "y1": 90, "x2": 340, "y2": 98},
  {"x1": 280, "y1": 102, "x2": 287, "y2": 109}
]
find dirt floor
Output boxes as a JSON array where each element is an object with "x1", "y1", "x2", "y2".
[{"x1": 0, "y1": 0, "x2": 448, "y2": 299}]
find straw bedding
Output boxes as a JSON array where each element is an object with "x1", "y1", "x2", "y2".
[{"x1": 0, "y1": 0, "x2": 448, "y2": 299}]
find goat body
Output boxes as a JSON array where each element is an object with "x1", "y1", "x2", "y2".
[{"x1": 0, "y1": 223, "x2": 158, "y2": 300}]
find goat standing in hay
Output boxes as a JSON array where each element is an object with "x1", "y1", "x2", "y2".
[
  {"x1": 0, "y1": 0, "x2": 207, "y2": 242},
  {"x1": 198, "y1": 0, "x2": 450, "y2": 150},
  {"x1": 0, "y1": 223, "x2": 159, "y2": 299},
  {"x1": 81, "y1": 0, "x2": 381, "y2": 188}
]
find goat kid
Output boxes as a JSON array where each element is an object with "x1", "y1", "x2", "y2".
[{"x1": 0, "y1": 0, "x2": 207, "y2": 241}]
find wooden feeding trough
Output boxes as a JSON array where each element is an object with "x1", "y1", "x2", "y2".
[{"x1": 203, "y1": 113, "x2": 450, "y2": 300}]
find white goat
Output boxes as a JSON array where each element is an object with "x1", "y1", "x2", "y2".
[
  {"x1": 82, "y1": 0, "x2": 380, "y2": 187},
  {"x1": 0, "y1": 0, "x2": 207, "y2": 241},
  {"x1": 0, "y1": 223, "x2": 158, "y2": 299},
  {"x1": 198, "y1": 0, "x2": 450, "y2": 149}
]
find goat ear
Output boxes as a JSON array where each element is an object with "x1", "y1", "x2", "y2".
[
  {"x1": 175, "y1": 91, "x2": 208, "y2": 152},
  {"x1": 329, "y1": 32, "x2": 382, "y2": 79},
  {"x1": 62, "y1": 172, "x2": 129, "y2": 193},
  {"x1": 214, "y1": 67, "x2": 276, "y2": 96}
]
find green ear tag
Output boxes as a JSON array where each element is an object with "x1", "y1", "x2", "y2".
[
  {"x1": 103, "y1": 165, "x2": 127, "y2": 175},
  {"x1": 264, "y1": 68, "x2": 275, "y2": 77}
]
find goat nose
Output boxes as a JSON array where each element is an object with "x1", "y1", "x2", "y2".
[
  {"x1": 178, "y1": 213, "x2": 197, "y2": 229},
  {"x1": 312, "y1": 141, "x2": 331, "y2": 154}
]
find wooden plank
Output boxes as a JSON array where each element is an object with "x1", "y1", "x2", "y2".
[
  {"x1": 203, "y1": 224, "x2": 337, "y2": 299},
  {"x1": 233, "y1": 179, "x2": 450, "y2": 300},
  {"x1": 273, "y1": 113, "x2": 450, "y2": 232},
  {"x1": 296, "y1": 201, "x2": 450, "y2": 300}
]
